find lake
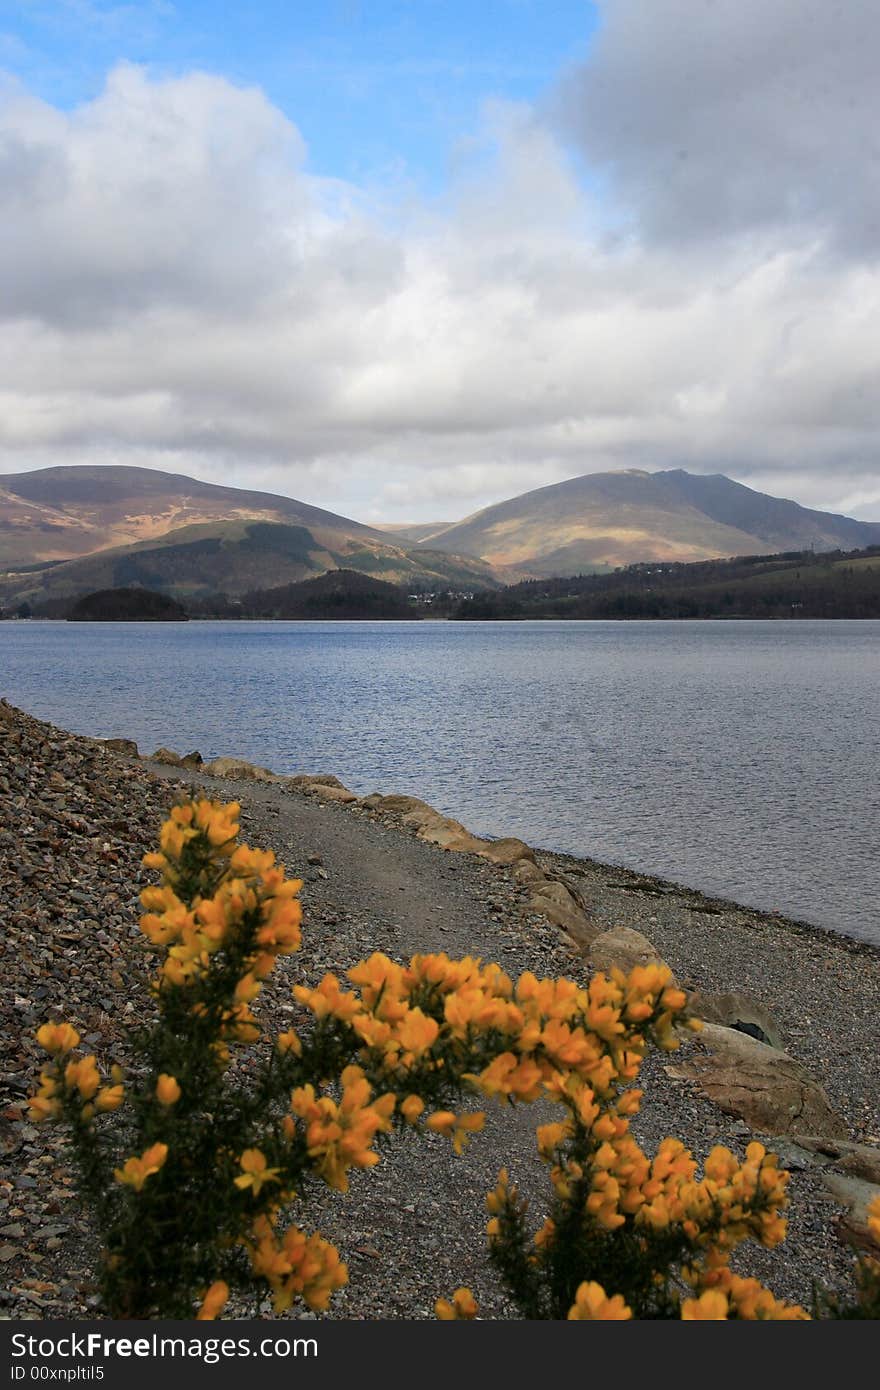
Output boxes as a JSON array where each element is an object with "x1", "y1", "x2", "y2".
[{"x1": 2, "y1": 619, "x2": 878, "y2": 945}]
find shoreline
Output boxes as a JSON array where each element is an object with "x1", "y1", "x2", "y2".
[{"x1": 2, "y1": 698, "x2": 880, "y2": 1318}]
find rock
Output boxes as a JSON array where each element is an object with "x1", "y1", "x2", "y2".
[
  {"x1": 150, "y1": 748, "x2": 184, "y2": 767},
  {"x1": 794, "y1": 1137, "x2": 880, "y2": 1185},
  {"x1": 820, "y1": 1172, "x2": 880, "y2": 1252},
  {"x1": 201, "y1": 757, "x2": 281, "y2": 782},
  {"x1": 667, "y1": 1023, "x2": 848, "y2": 1140},
  {"x1": 308, "y1": 784, "x2": 358, "y2": 804},
  {"x1": 511, "y1": 858, "x2": 546, "y2": 886},
  {"x1": 590, "y1": 926, "x2": 664, "y2": 976},
  {"x1": 404, "y1": 808, "x2": 489, "y2": 854},
  {"x1": 374, "y1": 794, "x2": 437, "y2": 819},
  {"x1": 476, "y1": 838, "x2": 536, "y2": 867},
  {"x1": 687, "y1": 990, "x2": 783, "y2": 1051},
  {"x1": 180, "y1": 751, "x2": 203, "y2": 768},
  {"x1": 286, "y1": 774, "x2": 346, "y2": 790},
  {"x1": 306, "y1": 853, "x2": 324, "y2": 866},
  {"x1": 101, "y1": 739, "x2": 139, "y2": 758},
  {"x1": 529, "y1": 881, "x2": 599, "y2": 948}
]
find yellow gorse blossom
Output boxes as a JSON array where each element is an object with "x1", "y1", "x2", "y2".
[
  {"x1": 64, "y1": 1056, "x2": 101, "y2": 1101},
  {"x1": 568, "y1": 1281, "x2": 633, "y2": 1320},
  {"x1": 244, "y1": 1215, "x2": 347, "y2": 1313},
  {"x1": 436, "y1": 1287, "x2": 478, "y2": 1320},
  {"x1": 95, "y1": 1084, "x2": 125, "y2": 1113},
  {"x1": 114, "y1": 1143, "x2": 168, "y2": 1192},
  {"x1": 36, "y1": 1022, "x2": 80, "y2": 1056},
  {"x1": 681, "y1": 1290, "x2": 730, "y2": 1320},
  {"x1": 289, "y1": 1066, "x2": 396, "y2": 1193},
  {"x1": 135, "y1": 802, "x2": 303, "y2": 1030},
  {"x1": 156, "y1": 1074, "x2": 182, "y2": 1106},
  {"x1": 868, "y1": 1194, "x2": 880, "y2": 1246},
  {"x1": 234, "y1": 1149, "x2": 281, "y2": 1197},
  {"x1": 196, "y1": 1281, "x2": 229, "y2": 1321}
]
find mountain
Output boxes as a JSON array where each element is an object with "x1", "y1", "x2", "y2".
[
  {"x1": 0, "y1": 464, "x2": 390, "y2": 568},
  {"x1": 0, "y1": 466, "x2": 499, "y2": 607},
  {"x1": 4, "y1": 464, "x2": 878, "y2": 601},
  {"x1": 409, "y1": 469, "x2": 880, "y2": 576}
]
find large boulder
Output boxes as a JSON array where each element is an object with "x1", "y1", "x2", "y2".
[
  {"x1": 402, "y1": 807, "x2": 489, "y2": 854},
  {"x1": 590, "y1": 926, "x2": 665, "y2": 976},
  {"x1": 477, "y1": 838, "x2": 536, "y2": 867},
  {"x1": 529, "y1": 880, "x2": 599, "y2": 948},
  {"x1": 512, "y1": 857, "x2": 547, "y2": 886},
  {"x1": 820, "y1": 1172, "x2": 880, "y2": 1252},
  {"x1": 794, "y1": 1137, "x2": 880, "y2": 1185},
  {"x1": 151, "y1": 747, "x2": 185, "y2": 767},
  {"x1": 102, "y1": 737, "x2": 139, "y2": 757},
  {"x1": 286, "y1": 774, "x2": 346, "y2": 790},
  {"x1": 667, "y1": 1023, "x2": 848, "y2": 1140},
  {"x1": 308, "y1": 783, "x2": 358, "y2": 804},
  {"x1": 686, "y1": 990, "x2": 783, "y2": 1050},
  {"x1": 201, "y1": 757, "x2": 282, "y2": 783},
  {"x1": 373, "y1": 794, "x2": 438, "y2": 819}
]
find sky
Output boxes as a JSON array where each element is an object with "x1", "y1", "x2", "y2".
[{"x1": 1, "y1": 1, "x2": 878, "y2": 524}]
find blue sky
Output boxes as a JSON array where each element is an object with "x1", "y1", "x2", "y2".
[{"x1": 1, "y1": 1, "x2": 598, "y2": 190}]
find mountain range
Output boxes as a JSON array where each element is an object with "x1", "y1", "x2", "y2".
[
  {"x1": 380, "y1": 469, "x2": 880, "y2": 575},
  {"x1": 1, "y1": 463, "x2": 878, "y2": 608},
  {"x1": 0, "y1": 466, "x2": 498, "y2": 608}
]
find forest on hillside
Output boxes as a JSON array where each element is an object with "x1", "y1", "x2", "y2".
[{"x1": 447, "y1": 547, "x2": 880, "y2": 620}]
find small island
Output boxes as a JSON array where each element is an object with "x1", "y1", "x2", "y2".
[{"x1": 67, "y1": 587, "x2": 189, "y2": 621}]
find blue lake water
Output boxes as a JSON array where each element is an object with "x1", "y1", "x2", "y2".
[{"x1": 2, "y1": 619, "x2": 878, "y2": 945}]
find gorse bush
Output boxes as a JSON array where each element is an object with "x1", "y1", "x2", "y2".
[{"x1": 30, "y1": 798, "x2": 880, "y2": 1319}]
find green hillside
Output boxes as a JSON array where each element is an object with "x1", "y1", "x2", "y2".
[
  {"x1": 0, "y1": 518, "x2": 499, "y2": 610},
  {"x1": 451, "y1": 547, "x2": 880, "y2": 620}
]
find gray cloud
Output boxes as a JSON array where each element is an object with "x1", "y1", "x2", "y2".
[
  {"x1": 0, "y1": 43, "x2": 878, "y2": 523},
  {"x1": 555, "y1": 1, "x2": 880, "y2": 257}
]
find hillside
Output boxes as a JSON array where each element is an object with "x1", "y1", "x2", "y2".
[
  {"x1": 237, "y1": 568, "x2": 417, "y2": 619},
  {"x1": 67, "y1": 588, "x2": 188, "y2": 622},
  {"x1": 0, "y1": 464, "x2": 386, "y2": 568},
  {"x1": 413, "y1": 470, "x2": 880, "y2": 576},
  {"x1": 451, "y1": 546, "x2": 880, "y2": 620},
  {"x1": 0, "y1": 504, "x2": 499, "y2": 612}
]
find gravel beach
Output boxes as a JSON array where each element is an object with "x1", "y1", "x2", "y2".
[{"x1": 2, "y1": 698, "x2": 878, "y2": 1319}]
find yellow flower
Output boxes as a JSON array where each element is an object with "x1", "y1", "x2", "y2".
[
  {"x1": 64, "y1": 1056, "x2": 100, "y2": 1100},
  {"x1": 400, "y1": 1094, "x2": 425, "y2": 1124},
  {"x1": 36, "y1": 1023, "x2": 80, "y2": 1056},
  {"x1": 277, "y1": 1029, "x2": 302, "y2": 1056},
  {"x1": 114, "y1": 1143, "x2": 168, "y2": 1191},
  {"x1": 426, "y1": 1111, "x2": 457, "y2": 1138},
  {"x1": 196, "y1": 1281, "x2": 229, "y2": 1321},
  {"x1": 568, "y1": 1281, "x2": 632, "y2": 1320},
  {"x1": 681, "y1": 1290, "x2": 730, "y2": 1320},
  {"x1": 436, "y1": 1288, "x2": 478, "y2": 1320},
  {"x1": 451, "y1": 1113, "x2": 485, "y2": 1155},
  {"x1": 868, "y1": 1194, "x2": 880, "y2": 1246},
  {"x1": 95, "y1": 1085, "x2": 125, "y2": 1113},
  {"x1": 156, "y1": 1074, "x2": 182, "y2": 1106},
  {"x1": 234, "y1": 1149, "x2": 281, "y2": 1196},
  {"x1": 28, "y1": 1094, "x2": 61, "y2": 1122}
]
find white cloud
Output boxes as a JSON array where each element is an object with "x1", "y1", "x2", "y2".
[{"x1": 0, "y1": 32, "x2": 878, "y2": 523}]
